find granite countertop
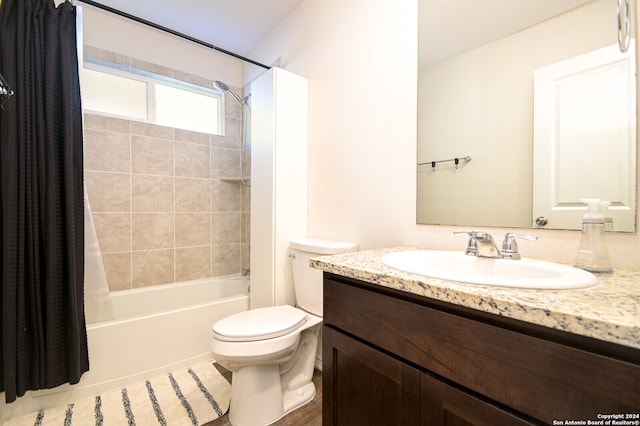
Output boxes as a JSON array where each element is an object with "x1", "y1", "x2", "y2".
[{"x1": 311, "y1": 247, "x2": 640, "y2": 350}]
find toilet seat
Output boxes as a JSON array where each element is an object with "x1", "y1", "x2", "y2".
[{"x1": 212, "y1": 305, "x2": 308, "y2": 342}]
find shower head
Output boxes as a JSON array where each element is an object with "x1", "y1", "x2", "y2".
[
  {"x1": 212, "y1": 80, "x2": 230, "y2": 92},
  {"x1": 213, "y1": 80, "x2": 247, "y2": 104}
]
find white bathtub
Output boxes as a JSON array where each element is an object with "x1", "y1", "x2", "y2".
[{"x1": 0, "y1": 275, "x2": 249, "y2": 422}]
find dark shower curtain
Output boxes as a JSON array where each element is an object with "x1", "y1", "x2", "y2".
[{"x1": 0, "y1": 0, "x2": 88, "y2": 403}]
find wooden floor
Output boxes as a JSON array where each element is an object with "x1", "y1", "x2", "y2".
[{"x1": 204, "y1": 368, "x2": 322, "y2": 426}]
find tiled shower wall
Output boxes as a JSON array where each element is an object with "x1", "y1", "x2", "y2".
[{"x1": 83, "y1": 47, "x2": 250, "y2": 291}]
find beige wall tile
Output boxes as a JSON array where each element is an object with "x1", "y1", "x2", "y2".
[
  {"x1": 175, "y1": 142, "x2": 210, "y2": 178},
  {"x1": 224, "y1": 117, "x2": 242, "y2": 149},
  {"x1": 93, "y1": 213, "x2": 131, "y2": 253},
  {"x1": 175, "y1": 128, "x2": 210, "y2": 146},
  {"x1": 131, "y1": 121, "x2": 173, "y2": 139},
  {"x1": 132, "y1": 249, "x2": 174, "y2": 287},
  {"x1": 211, "y1": 146, "x2": 240, "y2": 179},
  {"x1": 242, "y1": 185, "x2": 251, "y2": 212},
  {"x1": 212, "y1": 244, "x2": 241, "y2": 276},
  {"x1": 175, "y1": 213, "x2": 210, "y2": 247},
  {"x1": 85, "y1": 129, "x2": 130, "y2": 173},
  {"x1": 132, "y1": 135, "x2": 174, "y2": 176},
  {"x1": 210, "y1": 134, "x2": 236, "y2": 149},
  {"x1": 85, "y1": 172, "x2": 130, "y2": 212},
  {"x1": 84, "y1": 47, "x2": 130, "y2": 68},
  {"x1": 175, "y1": 178, "x2": 210, "y2": 212},
  {"x1": 176, "y1": 246, "x2": 211, "y2": 281},
  {"x1": 241, "y1": 243, "x2": 250, "y2": 274},
  {"x1": 241, "y1": 149, "x2": 251, "y2": 179},
  {"x1": 174, "y1": 71, "x2": 210, "y2": 89},
  {"x1": 132, "y1": 175, "x2": 174, "y2": 212},
  {"x1": 211, "y1": 212, "x2": 241, "y2": 244},
  {"x1": 242, "y1": 212, "x2": 250, "y2": 244},
  {"x1": 102, "y1": 252, "x2": 131, "y2": 291},
  {"x1": 224, "y1": 92, "x2": 243, "y2": 121},
  {"x1": 131, "y1": 59, "x2": 175, "y2": 79},
  {"x1": 211, "y1": 180, "x2": 241, "y2": 212},
  {"x1": 132, "y1": 213, "x2": 174, "y2": 250},
  {"x1": 84, "y1": 114, "x2": 130, "y2": 133}
]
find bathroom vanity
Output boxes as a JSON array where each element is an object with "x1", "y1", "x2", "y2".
[{"x1": 314, "y1": 248, "x2": 640, "y2": 425}]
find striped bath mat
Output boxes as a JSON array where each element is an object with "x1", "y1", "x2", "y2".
[{"x1": 5, "y1": 362, "x2": 231, "y2": 426}]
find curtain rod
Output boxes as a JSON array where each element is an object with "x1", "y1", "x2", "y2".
[{"x1": 77, "y1": 0, "x2": 271, "y2": 70}]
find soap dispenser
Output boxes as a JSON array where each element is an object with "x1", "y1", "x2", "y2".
[
  {"x1": 601, "y1": 201, "x2": 614, "y2": 232},
  {"x1": 574, "y1": 198, "x2": 613, "y2": 273}
]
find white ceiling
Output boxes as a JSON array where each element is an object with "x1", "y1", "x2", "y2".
[
  {"x1": 420, "y1": 0, "x2": 598, "y2": 68},
  {"x1": 82, "y1": 0, "x2": 598, "y2": 67},
  {"x1": 82, "y1": 0, "x2": 305, "y2": 56}
]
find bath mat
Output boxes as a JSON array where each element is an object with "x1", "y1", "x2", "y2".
[{"x1": 4, "y1": 362, "x2": 231, "y2": 426}]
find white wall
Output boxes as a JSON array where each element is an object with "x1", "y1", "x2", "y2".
[
  {"x1": 249, "y1": 0, "x2": 640, "y2": 270},
  {"x1": 82, "y1": 6, "x2": 243, "y2": 88},
  {"x1": 248, "y1": 0, "x2": 419, "y2": 250}
]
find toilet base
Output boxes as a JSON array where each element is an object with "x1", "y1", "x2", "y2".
[
  {"x1": 227, "y1": 365, "x2": 316, "y2": 426},
  {"x1": 224, "y1": 325, "x2": 321, "y2": 426},
  {"x1": 282, "y1": 381, "x2": 316, "y2": 415}
]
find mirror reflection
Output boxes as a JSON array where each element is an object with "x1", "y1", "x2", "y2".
[{"x1": 417, "y1": 0, "x2": 637, "y2": 232}]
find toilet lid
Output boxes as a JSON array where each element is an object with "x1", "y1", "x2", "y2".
[{"x1": 212, "y1": 305, "x2": 309, "y2": 342}]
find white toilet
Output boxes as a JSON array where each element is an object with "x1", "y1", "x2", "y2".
[{"x1": 210, "y1": 238, "x2": 358, "y2": 426}]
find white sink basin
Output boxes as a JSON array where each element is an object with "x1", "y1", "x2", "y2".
[{"x1": 381, "y1": 250, "x2": 598, "y2": 289}]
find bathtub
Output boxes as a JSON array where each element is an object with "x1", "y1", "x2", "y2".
[{"x1": 0, "y1": 275, "x2": 249, "y2": 422}]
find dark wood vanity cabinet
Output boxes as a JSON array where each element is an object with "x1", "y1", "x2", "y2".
[
  {"x1": 322, "y1": 273, "x2": 640, "y2": 426},
  {"x1": 323, "y1": 325, "x2": 421, "y2": 425}
]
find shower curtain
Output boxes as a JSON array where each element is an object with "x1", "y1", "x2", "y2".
[{"x1": 0, "y1": 0, "x2": 88, "y2": 403}]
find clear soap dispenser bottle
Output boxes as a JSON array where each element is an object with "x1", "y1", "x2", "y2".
[{"x1": 574, "y1": 198, "x2": 613, "y2": 274}]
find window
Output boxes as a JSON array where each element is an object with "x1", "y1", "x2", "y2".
[
  {"x1": 81, "y1": 59, "x2": 222, "y2": 135},
  {"x1": 82, "y1": 67, "x2": 148, "y2": 120},
  {"x1": 155, "y1": 83, "x2": 220, "y2": 134}
]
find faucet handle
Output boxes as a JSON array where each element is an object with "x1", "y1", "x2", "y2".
[
  {"x1": 453, "y1": 231, "x2": 474, "y2": 237},
  {"x1": 453, "y1": 231, "x2": 478, "y2": 256},
  {"x1": 501, "y1": 232, "x2": 538, "y2": 260}
]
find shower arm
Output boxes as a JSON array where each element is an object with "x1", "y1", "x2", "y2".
[{"x1": 213, "y1": 80, "x2": 249, "y2": 105}]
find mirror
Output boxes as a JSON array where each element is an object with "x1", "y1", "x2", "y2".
[{"x1": 417, "y1": 0, "x2": 637, "y2": 232}]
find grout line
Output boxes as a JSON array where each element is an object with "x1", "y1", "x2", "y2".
[
  {"x1": 173, "y1": 127, "x2": 177, "y2": 284},
  {"x1": 129, "y1": 119, "x2": 133, "y2": 291}
]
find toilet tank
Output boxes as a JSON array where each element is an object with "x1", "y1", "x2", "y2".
[{"x1": 290, "y1": 238, "x2": 358, "y2": 316}]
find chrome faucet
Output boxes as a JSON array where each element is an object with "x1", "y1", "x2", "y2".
[
  {"x1": 501, "y1": 232, "x2": 538, "y2": 260},
  {"x1": 454, "y1": 231, "x2": 537, "y2": 259}
]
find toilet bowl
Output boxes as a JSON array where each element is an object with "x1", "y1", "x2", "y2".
[{"x1": 209, "y1": 238, "x2": 357, "y2": 426}]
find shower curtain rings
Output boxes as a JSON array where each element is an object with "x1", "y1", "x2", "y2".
[{"x1": 1, "y1": 91, "x2": 15, "y2": 110}]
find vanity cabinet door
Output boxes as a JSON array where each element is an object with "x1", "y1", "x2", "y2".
[
  {"x1": 421, "y1": 373, "x2": 538, "y2": 426},
  {"x1": 322, "y1": 325, "x2": 421, "y2": 426}
]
